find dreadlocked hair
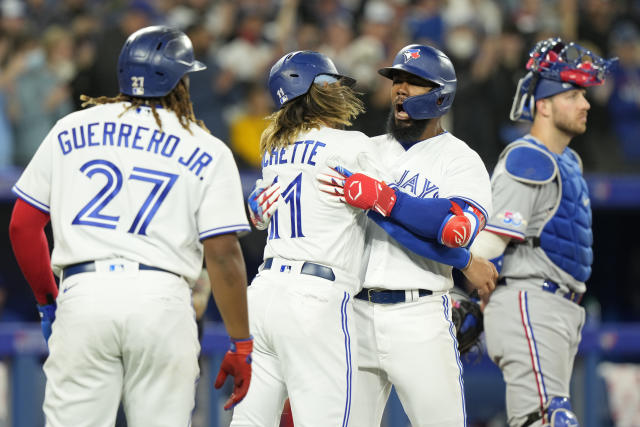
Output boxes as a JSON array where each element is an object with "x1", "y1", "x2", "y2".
[
  {"x1": 79, "y1": 79, "x2": 209, "y2": 135},
  {"x1": 260, "y1": 82, "x2": 364, "y2": 155}
]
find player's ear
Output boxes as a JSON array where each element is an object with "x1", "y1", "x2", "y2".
[{"x1": 535, "y1": 98, "x2": 552, "y2": 118}]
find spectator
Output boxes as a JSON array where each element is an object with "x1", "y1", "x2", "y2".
[
  {"x1": 607, "y1": 22, "x2": 640, "y2": 169},
  {"x1": 229, "y1": 81, "x2": 271, "y2": 169},
  {"x1": 406, "y1": 0, "x2": 446, "y2": 47},
  {"x1": 186, "y1": 21, "x2": 234, "y2": 143},
  {"x1": 344, "y1": 1, "x2": 395, "y2": 90},
  {"x1": 0, "y1": 29, "x2": 16, "y2": 166},
  {"x1": 215, "y1": 11, "x2": 274, "y2": 86},
  {"x1": 11, "y1": 27, "x2": 74, "y2": 166},
  {"x1": 84, "y1": 1, "x2": 155, "y2": 98}
]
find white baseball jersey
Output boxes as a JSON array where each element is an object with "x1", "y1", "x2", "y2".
[
  {"x1": 363, "y1": 132, "x2": 492, "y2": 292},
  {"x1": 260, "y1": 126, "x2": 379, "y2": 291},
  {"x1": 13, "y1": 103, "x2": 250, "y2": 282},
  {"x1": 232, "y1": 126, "x2": 378, "y2": 426}
]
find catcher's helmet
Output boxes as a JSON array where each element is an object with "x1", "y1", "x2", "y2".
[
  {"x1": 510, "y1": 38, "x2": 617, "y2": 122},
  {"x1": 268, "y1": 51, "x2": 356, "y2": 109},
  {"x1": 117, "y1": 26, "x2": 206, "y2": 98},
  {"x1": 378, "y1": 44, "x2": 457, "y2": 119}
]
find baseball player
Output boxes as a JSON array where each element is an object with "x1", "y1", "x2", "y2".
[
  {"x1": 315, "y1": 44, "x2": 496, "y2": 426},
  {"x1": 229, "y1": 51, "x2": 380, "y2": 427},
  {"x1": 8, "y1": 26, "x2": 252, "y2": 426},
  {"x1": 345, "y1": 44, "x2": 493, "y2": 427},
  {"x1": 470, "y1": 38, "x2": 617, "y2": 426}
]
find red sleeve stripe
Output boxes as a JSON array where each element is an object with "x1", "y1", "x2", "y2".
[{"x1": 484, "y1": 224, "x2": 526, "y2": 241}]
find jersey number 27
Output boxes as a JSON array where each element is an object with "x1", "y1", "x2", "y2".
[{"x1": 72, "y1": 159, "x2": 177, "y2": 235}]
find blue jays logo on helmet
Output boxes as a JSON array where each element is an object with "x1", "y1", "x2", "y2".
[
  {"x1": 402, "y1": 49, "x2": 421, "y2": 62},
  {"x1": 378, "y1": 44, "x2": 457, "y2": 119}
]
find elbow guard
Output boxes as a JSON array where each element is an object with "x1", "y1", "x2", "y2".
[{"x1": 439, "y1": 201, "x2": 484, "y2": 248}]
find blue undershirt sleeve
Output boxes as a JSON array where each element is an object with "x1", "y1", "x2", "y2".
[
  {"x1": 368, "y1": 211, "x2": 471, "y2": 270},
  {"x1": 389, "y1": 191, "x2": 453, "y2": 240}
]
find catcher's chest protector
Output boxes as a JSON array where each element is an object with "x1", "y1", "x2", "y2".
[{"x1": 537, "y1": 145, "x2": 593, "y2": 282}]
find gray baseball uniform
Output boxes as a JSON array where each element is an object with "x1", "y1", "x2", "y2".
[{"x1": 483, "y1": 136, "x2": 587, "y2": 426}]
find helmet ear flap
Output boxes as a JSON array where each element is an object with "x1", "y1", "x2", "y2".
[{"x1": 378, "y1": 44, "x2": 457, "y2": 119}]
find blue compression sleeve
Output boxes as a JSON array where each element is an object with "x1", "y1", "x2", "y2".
[
  {"x1": 368, "y1": 212, "x2": 471, "y2": 270},
  {"x1": 389, "y1": 192, "x2": 452, "y2": 240}
]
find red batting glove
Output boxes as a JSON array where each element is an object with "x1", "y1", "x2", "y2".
[
  {"x1": 214, "y1": 336, "x2": 253, "y2": 410},
  {"x1": 343, "y1": 173, "x2": 397, "y2": 216}
]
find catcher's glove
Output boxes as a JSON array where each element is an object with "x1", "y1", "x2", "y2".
[{"x1": 450, "y1": 287, "x2": 484, "y2": 355}]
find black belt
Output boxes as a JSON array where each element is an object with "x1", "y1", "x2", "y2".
[
  {"x1": 62, "y1": 261, "x2": 177, "y2": 280},
  {"x1": 263, "y1": 258, "x2": 335, "y2": 281},
  {"x1": 497, "y1": 278, "x2": 583, "y2": 304},
  {"x1": 354, "y1": 288, "x2": 432, "y2": 304}
]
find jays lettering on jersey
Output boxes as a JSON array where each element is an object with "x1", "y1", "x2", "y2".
[
  {"x1": 12, "y1": 103, "x2": 250, "y2": 281},
  {"x1": 363, "y1": 132, "x2": 492, "y2": 292},
  {"x1": 260, "y1": 127, "x2": 380, "y2": 291}
]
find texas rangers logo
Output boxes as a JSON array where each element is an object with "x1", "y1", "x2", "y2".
[
  {"x1": 402, "y1": 49, "x2": 421, "y2": 62},
  {"x1": 277, "y1": 88, "x2": 288, "y2": 105}
]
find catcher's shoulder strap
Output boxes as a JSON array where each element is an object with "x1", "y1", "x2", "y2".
[{"x1": 503, "y1": 140, "x2": 557, "y2": 185}]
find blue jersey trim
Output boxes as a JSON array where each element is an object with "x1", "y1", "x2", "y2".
[
  {"x1": 340, "y1": 292, "x2": 353, "y2": 427},
  {"x1": 448, "y1": 195, "x2": 488, "y2": 221},
  {"x1": 199, "y1": 225, "x2": 250, "y2": 240},
  {"x1": 12, "y1": 186, "x2": 50, "y2": 213},
  {"x1": 443, "y1": 295, "x2": 467, "y2": 425}
]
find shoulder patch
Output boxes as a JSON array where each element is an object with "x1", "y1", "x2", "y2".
[{"x1": 505, "y1": 145, "x2": 557, "y2": 184}]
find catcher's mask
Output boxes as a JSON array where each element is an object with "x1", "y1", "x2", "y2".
[
  {"x1": 268, "y1": 50, "x2": 356, "y2": 109},
  {"x1": 117, "y1": 25, "x2": 206, "y2": 98},
  {"x1": 378, "y1": 44, "x2": 457, "y2": 120},
  {"x1": 510, "y1": 38, "x2": 617, "y2": 122}
]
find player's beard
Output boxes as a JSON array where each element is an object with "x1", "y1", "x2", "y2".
[
  {"x1": 552, "y1": 106, "x2": 588, "y2": 137},
  {"x1": 385, "y1": 110, "x2": 429, "y2": 144}
]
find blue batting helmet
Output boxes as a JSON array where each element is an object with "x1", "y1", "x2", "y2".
[
  {"x1": 268, "y1": 51, "x2": 356, "y2": 109},
  {"x1": 117, "y1": 26, "x2": 206, "y2": 98},
  {"x1": 510, "y1": 38, "x2": 617, "y2": 121},
  {"x1": 378, "y1": 44, "x2": 457, "y2": 119}
]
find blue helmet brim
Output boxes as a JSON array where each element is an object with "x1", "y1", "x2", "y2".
[{"x1": 535, "y1": 78, "x2": 581, "y2": 100}]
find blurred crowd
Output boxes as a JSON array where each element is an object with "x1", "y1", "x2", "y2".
[{"x1": 0, "y1": 0, "x2": 639, "y2": 174}]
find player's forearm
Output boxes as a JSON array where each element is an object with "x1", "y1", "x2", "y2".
[
  {"x1": 469, "y1": 230, "x2": 510, "y2": 259},
  {"x1": 469, "y1": 230, "x2": 511, "y2": 273},
  {"x1": 389, "y1": 192, "x2": 452, "y2": 239},
  {"x1": 389, "y1": 193, "x2": 481, "y2": 248},
  {"x1": 203, "y1": 235, "x2": 250, "y2": 340},
  {"x1": 369, "y1": 212, "x2": 470, "y2": 270},
  {"x1": 9, "y1": 199, "x2": 58, "y2": 305}
]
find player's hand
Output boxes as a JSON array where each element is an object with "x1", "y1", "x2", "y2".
[
  {"x1": 247, "y1": 179, "x2": 281, "y2": 230},
  {"x1": 214, "y1": 336, "x2": 253, "y2": 410},
  {"x1": 37, "y1": 303, "x2": 56, "y2": 344},
  {"x1": 343, "y1": 172, "x2": 397, "y2": 216},
  {"x1": 461, "y1": 254, "x2": 498, "y2": 303},
  {"x1": 317, "y1": 165, "x2": 353, "y2": 203}
]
